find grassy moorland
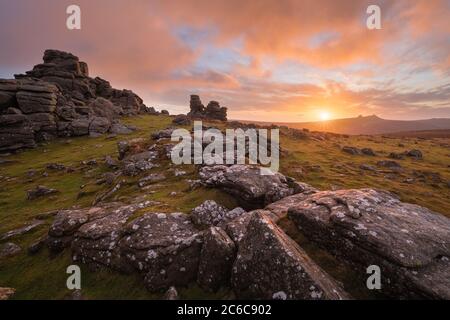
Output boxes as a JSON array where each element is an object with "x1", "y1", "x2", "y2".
[{"x1": 0, "y1": 114, "x2": 449, "y2": 299}]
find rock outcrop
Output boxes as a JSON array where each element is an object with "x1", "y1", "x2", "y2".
[
  {"x1": 119, "y1": 212, "x2": 203, "y2": 291},
  {"x1": 231, "y1": 211, "x2": 349, "y2": 300},
  {"x1": 199, "y1": 165, "x2": 316, "y2": 210},
  {"x1": 286, "y1": 189, "x2": 450, "y2": 299},
  {"x1": 0, "y1": 49, "x2": 148, "y2": 152},
  {"x1": 187, "y1": 95, "x2": 227, "y2": 121}
]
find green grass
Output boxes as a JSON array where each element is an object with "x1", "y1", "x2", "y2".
[{"x1": 0, "y1": 114, "x2": 449, "y2": 299}]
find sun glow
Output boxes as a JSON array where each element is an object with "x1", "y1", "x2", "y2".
[{"x1": 319, "y1": 111, "x2": 331, "y2": 121}]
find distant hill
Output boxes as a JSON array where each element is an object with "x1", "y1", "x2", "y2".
[{"x1": 242, "y1": 115, "x2": 450, "y2": 135}]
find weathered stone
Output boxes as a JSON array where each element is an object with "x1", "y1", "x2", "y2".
[
  {"x1": 151, "y1": 127, "x2": 175, "y2": 140},
  {"x1": 109, "y1": 122, "x2": 134, "y2": 135},
  {"x1": 187, "y1": 95, "x2": 227, "y2": 121},
  {"x1": 361, "y1": 148, "x2": 376, "y2": 156},
  {"x1": 0, "y1": 49, "x2": 147, "y2": 152},
  {"x1": 28, "y1": 236, "x2": 47, "y2": 255},
  {"x1": 70, "y1": 118, "x2": 90, "y2": 136},
  {"x1": 0, "y1": 220, "x2": 44, "y2": 241},
  {"x1": 0, "y1": 287, "x2": 16, "y2": 300},
  {"x1": 26, "y1": 185, "x2": 59, "y2": 200},
  {"x1": 190, "y1": 200, "x2": 229, "y2": 228},
  {"x1": 199, "y1": 165, "x2": 316, "y2": 210},
  {"x1": 164, "y1": 286, "x2": 179, "y2": 300},
  {"x1": 138, "y1": 173, "x2": 166, "y2": 188},
  {"x1": 406, "y1": 149, "x2": 423, "y2": 159},
  {"x1": 172, "y1": 114, "x2": 191, "y2": 125},
  {"x1": 89, "y1": 116, "x2": 111, "y2": 135},
  {"x1": 342, "y1": 146, "x2": 362, "y2": 155},
  {"x1": 72, "y1": 203, "x2": 151, "y2": 271},
  {"x1": 360, "y1": 164, "x2": 377, "y2": 171},
  {"x1": 377, "y1": 160, "x2": 402, "y2": 169},
  {"x1": 198, "y1": 227, "x2": 236, "y2": 292},
  {"x1": 119, "y1": 213, "x2": 203, "y2": 291},
  {"x1": 231, "y1": 211, "x2": 349, "y2": 300},
  {"x1": 0, "y1": 242, "x2": 22, "y2": 258},
  {"x1": 46, "y1": 163, "x2": 66, "y2": 171},
  {"x1": 287, "y1": 189, "x2": 450, "y2": 299}
]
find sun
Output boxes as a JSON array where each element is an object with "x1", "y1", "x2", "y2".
[{"x1": 319, "y1": 111, "x2": 331, "y2": 121}]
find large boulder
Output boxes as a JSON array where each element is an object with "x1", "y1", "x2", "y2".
[
  {"x1": 231, "y1": 211, "x2": 349, "y2": 300},
  {"x1": 197, "y1": 227, "x2": 236, "y2": 292},
  {"x1": 72, "y1": 203, "x2": 149, "y2": 271},
  {"x1": 0, "y1": 49, "x2": 147, "y2": 152},
  {"x1": 199, "y1": 165, "x2": 316, "y2": 210},
  {"x1": 47, "y1": 202, "x2": 148, "y2": 253},
  {"x1": 287, "y1": 189, "x2": 450, "y2": 299},
  {"x1": 119, "y1": 213, "x2": 203, "y2": 291}
]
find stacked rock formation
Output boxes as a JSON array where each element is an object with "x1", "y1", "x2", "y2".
[
  {"x1": 0, "y1": 49, "x2": 149, "y2": 152},
  {"x1": 187, "y1": 95, "x2": 227, "y2": 121}
]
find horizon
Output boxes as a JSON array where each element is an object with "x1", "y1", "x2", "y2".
[{"x1": 1, "y1": 0, "x2": 449, "y2": 122}]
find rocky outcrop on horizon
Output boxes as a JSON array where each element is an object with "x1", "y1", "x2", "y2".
[
  {"x1": 0, "y1": 49, "x2": 151, "y2": 152},
  {"x1": 187, "y1": 95, "x2": 227, "y2": 121}
]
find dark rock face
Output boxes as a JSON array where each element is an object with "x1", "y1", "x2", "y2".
[
  {"x1": 287, "y1": 189, "x2": 450, "y2": 299},
  {"x1": 342, "y1": 146, "x2": 362, "y2": 155},
  {"x1": 151, "y1": 127, "x2": 175, "y2": 140},
  {"x1": 119, "y1": 213, "x2": 203, "y2": 291},
  {"x1": 406, "y1": 149, "x2": 423, "y2": 159},
  {"x1": 377, "y1": 160, "x2": 402, "y2": 169},
  {"x1": 197, "y1": 227, "x2": 236, "y2": 292},
  {"x1": 0, "y1": 49, "x2": 147, "y2": 152},
  {"x1": 47, "y1": 202, "x2": 149, "y2": 254},
  {"x1": 389, "y1": 152, "x2": 404, "y2": 160},
  {"x1": 0, "y1": 242, "x2": 22, "y2": 258},
  {"x1": 361, "y1": 148, "x2": 376, "y2": 156},
  {"x1": 71, "y1": 203, "x2": 147, "y2": 272},
  {"x1": 189, "y1": 200, "x2": 240, "y2": 228},
  {"x1": 172, "y1": 114, "x2": 191, "y2": 125},
  {"x1": 187, "y1": 95, "x2": 227, "y2": 121},
  {"x1": 231, "y1": 211, "x2": 349, "y2": 300},
  {"x1": 26, "y1": 185, "x2": 59, "y2": 200},
  {"x1": 199, "y1": 165, "x2": 316, "y2": 210}
]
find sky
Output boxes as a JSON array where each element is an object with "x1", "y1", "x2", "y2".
[{"x1": 0, "y1": 0, "x2": 449, "y2": 121}]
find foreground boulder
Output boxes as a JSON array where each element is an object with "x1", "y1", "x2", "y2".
[
  {"x1": 287, "y1": 189, "x2": 450, "y2": 299},
  {"x1": 71, "y1": 203, "x2": 152, "y2": 272},
  {"x1": 47, "y1": 202, "x2": 151, "y2": 254},
  {"x1": 119, "y1": 213, "x2": 203, "y2": 291},
  {"x1": 199, "y1": 165, "x2": 316, "y2": 210},
  {"x1": 231, "y1": 211, "x2": 349, "y2": 300},
  {"x1": 198, "y1": 227, "x2": 236, "y2": 292}
]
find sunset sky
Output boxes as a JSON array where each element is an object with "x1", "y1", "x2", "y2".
[{"x1": 0, "y1": 0, "x2": 449, "y2": 121}]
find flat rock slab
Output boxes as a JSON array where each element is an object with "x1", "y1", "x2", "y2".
[
  {"x1": 0, "y1": 220, "x2": 44, "y2": 241},
  {"x1": 287, "y1": 189, "x2": 450, "y2": 299},
  {"x1": 231, "y1": 210, "x2": 349, "y2": 300}
]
